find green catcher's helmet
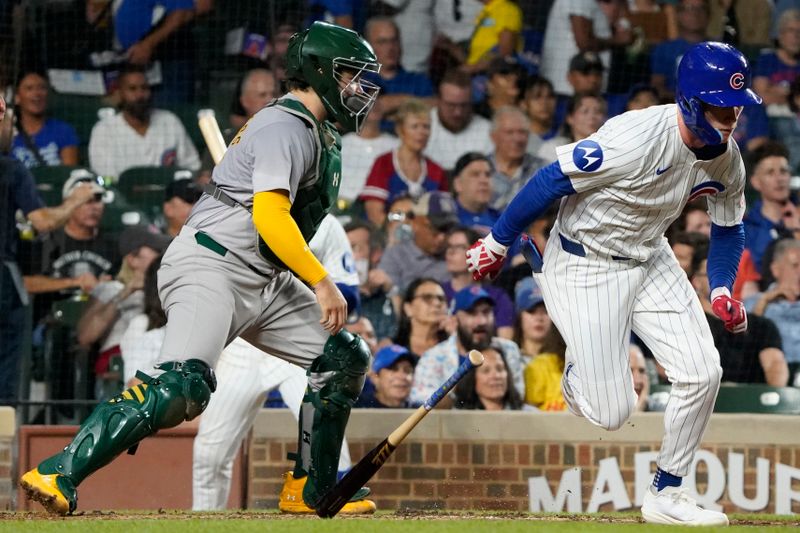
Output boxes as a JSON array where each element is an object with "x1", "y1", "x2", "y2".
[{"x1": 285, "y1": 21, "x2": 381, "y2": 133}]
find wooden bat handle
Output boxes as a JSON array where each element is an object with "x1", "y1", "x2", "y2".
[{"x1": 387, "y1": 406, "x2": 427, "y2": 446}]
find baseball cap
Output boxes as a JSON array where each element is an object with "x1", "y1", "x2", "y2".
[
  {"x1": 452, "y1": 285, "x2": 495, "y2": 313},
  {"x1": 118, "y1": 225, "x2": 172, "y2": 257},
  {"x1": 62, "y1": 168, "x2": 107, "y2": 201},
  {"x1": 487, "y1": 56, "x2": 524, "y2": 78},
  {"x1": 412, "y1": 191, "x2": 459, "y2": 231},
  {"x1": 372, "y1": 344, "x2": 418, "y2": 373},
  {"x1": 515, "y1": 276, "x2": 545, "y2": 312},
  {"x1": 165, "y1": 178, "x2": 202, "y2": 204},
  {"x1": 569, "y1": 52, "x2": 604, "y2": 73}
]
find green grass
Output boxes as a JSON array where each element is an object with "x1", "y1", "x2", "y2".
[{"x1": 0, "y1": 512, "x2": 797, "y2": 533}]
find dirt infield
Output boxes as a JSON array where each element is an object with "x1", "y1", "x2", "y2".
[{"x1": 1, "y1": 509, "x2": 798, "y2": 526}]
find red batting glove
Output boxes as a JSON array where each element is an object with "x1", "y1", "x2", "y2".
[
  {"x1": 710, "y1": 287, "x2": 748, "y2": 334},
  {"x1": 466, "y1": 233, "x2": 508, "y2": 281}
]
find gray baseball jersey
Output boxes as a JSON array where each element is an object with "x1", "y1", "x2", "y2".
[{"x1": 185, "y1": 94, "x2": 318, "y2": 269}]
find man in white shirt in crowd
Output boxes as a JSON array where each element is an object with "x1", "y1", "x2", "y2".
[
  {"x1": 425, "y1": 69, "x2": 493, "y2": 170},
  {"x1": 89, "y1": 64, "x2": 201, "y2": 179}
]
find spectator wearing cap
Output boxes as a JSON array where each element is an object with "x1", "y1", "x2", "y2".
[
  {"x1": 425, "y1": 70, "x2": 493, "y2": 170},
  {"x1": 540, "y1": 0, "x2": 632, "y2": 97},
  {"x1": 520, "y1": 76, "x2": 560, "y2": 156},
  {"x1": 454, "y1": 342, "x2": 525, "y2": 410},
  {"x1": 442, "y1": 226, "x2": 515, "y2": 338},
  {"x1": 21, "y1": 170, "x2": 120, "y2": 325},
  {"x1": 551, "y1": 52, "x2": 605, "y2": 129},
  {"x1": 376, "y1": 191, "x2": 459, "y2": 299},
  {"x1": 473, "y1": 56, "x2": 527, "y2": 120},
  {"x1": 0, "y1": 138, "x2": 99, "y2": 403},
  {"x1": 466, "y1": 0, "x2": 523, "y2": 71},
  {"x1": 512, "y1": 277, "x2": 551, "y2": 361},
  {"x1": 356, "y1": 344, "x2": 418, "y2": 408},
  {"x1": 162, "y1": 178, "x2": 201, "y2": 237},
  {"x1": 489, "y1": 106, "x2": 547, "y2": 210},
  {"x1": 360, "y1": 99, "x2": 448, "y2": 228},
  {"x1": 76, "y1": 225, "x2": 171, "y2": 397},
  {"x1": 363, "y1": 17, "x2": 435, "y2": 127},
  {"x1": 451, "y1": 154, "x2": 500, "y2": 236},
  {"x1": 649, "y1": 0, "x2": 710, "y2": 101},
  {"x1": 410, "y1": 285, "x2": 525, "y2": 408}
]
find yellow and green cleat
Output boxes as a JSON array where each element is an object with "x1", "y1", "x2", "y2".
[
  {"x1": 278, "y1": 471, "x2": 376, "y2": 515},
  {"x1": 19, "y1": 467, "x2": 77, "y2": 516}
]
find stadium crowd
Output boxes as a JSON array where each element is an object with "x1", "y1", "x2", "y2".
[{"x1": 1, "y1": 0, "x2": 799, "y2": 421}]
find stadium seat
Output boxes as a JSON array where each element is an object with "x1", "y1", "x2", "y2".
[
  {"x1": 714, "y1": 384, "x2": 800, "y2": 415},
  {"x1": 117, "y1": 166, "x2": 193, "y2": 220},
  {"x1": 647, "y1": 383, "x2": 800, "y2": 414}
]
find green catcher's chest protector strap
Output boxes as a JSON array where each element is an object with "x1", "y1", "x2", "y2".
[
  {"x1": 293, "y1": 330, "x2": 371, "y2": 506},
  {"x1": 256, "y1": 98, "x2": 342, "y2": 270},
  {"x1": 37, "y1": 359, "x2": 216, "y2": 492}
]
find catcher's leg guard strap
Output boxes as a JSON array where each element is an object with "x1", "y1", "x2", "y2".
[
  {"x1": 39, "y1": 359, "x2": 215, "y2": 485},
  {"x1": 294, "y1": 330, "x2": 370, "y2": 505}
]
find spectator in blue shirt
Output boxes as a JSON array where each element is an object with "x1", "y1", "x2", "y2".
[
  {"x1": 649, "y1": 0, "x2": 710, "y2": 99},
  {"x1": 1, "y1": 95, "x2": 98, "y2": 403},
  {"x1": 754, "y1": 9, "x2": 800, "y2": 116},
  {"x1": 743, "y1": 142, "x2": 799, "y2": 272},
  {"x1": 11, "y1": 71, "x2": 79, "y2": 169},
  {"x1": 110, "y1": 0, "x2": 196, "y2": 104},
  {"x1": 363, "y1": 16, "x2": 435, "y2": 130},
  {"x1": 451, "y1": 152, "x2": 500, "y2": 236}
]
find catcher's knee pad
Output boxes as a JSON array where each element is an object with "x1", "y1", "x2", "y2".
[
  {"x1": 40, "y1": 359, "x2": 216, "y2": 486},
  {"x1": 308, "y1": 330, "x2": 370, "y2": 410}
]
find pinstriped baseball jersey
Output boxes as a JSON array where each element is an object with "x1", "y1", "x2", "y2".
[{"x1": 554, "y1": 104, "x2": 746, "y2": 261}]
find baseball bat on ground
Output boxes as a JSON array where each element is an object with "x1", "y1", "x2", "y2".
[
  {"x1": 314, "y1": 349, "x2": 485, "y2": 518},
  {"x1": 198, "y1": 109, "x2": 226, "y2": 165}
]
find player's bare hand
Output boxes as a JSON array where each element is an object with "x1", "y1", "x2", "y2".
[
  {"x1": 466, "y1": 233, "x2": 508, "y2": 281},
  {"x1": 710, "y1": 288, "x2": 748, "y2": 334},
  {"x1": 314, "y1": 275, "x2": 347, "y2": 334},
  {"x1": 367, "y1": 268, "x2": 393, "y2": 293}
]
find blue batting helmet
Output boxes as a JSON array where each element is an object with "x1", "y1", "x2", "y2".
[{"x1": 676, "y1": 42, "x2": 762, "y2": 145}]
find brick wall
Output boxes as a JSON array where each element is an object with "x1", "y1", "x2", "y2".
[{"x1": 248, "y1": 410, "x2": 800, "y2": 513}]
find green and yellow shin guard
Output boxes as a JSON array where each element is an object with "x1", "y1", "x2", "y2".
[
  {"x1": 36, "y1": 359, "x2": 216, "y2": 511},
  {"x1": 293, "y1": 330, "x2": 370, "y2": 506}
]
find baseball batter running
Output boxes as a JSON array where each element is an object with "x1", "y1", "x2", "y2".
[
  {"x1": 467, "y1": 42, "x2": 758, "y2": 526},
  {"x1": 21, "y1": 21, "x2": 381, "y2": 515}
]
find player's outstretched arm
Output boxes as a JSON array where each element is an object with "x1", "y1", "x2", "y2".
[{"x1": 467, "y1": 162, "x2": 576, "y2": 281}]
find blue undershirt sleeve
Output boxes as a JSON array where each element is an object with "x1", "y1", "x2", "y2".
[
  {"x1": 492, "y1": 161, "x2": 577, "y2": 246},
  {"x1": 707, "y1": 222, "x2": 745, "y2": 295}
]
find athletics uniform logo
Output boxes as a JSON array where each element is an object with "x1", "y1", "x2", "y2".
[
  {"x1": 572, "y1": 140, "x2": 603, "y2": 172},
  {"x1": 730, "y1": 72, "x2": 744, "y2": 90}
]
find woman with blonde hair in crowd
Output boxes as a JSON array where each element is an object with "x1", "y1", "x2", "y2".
[{"x1": 360, "y1": 98, "x2": 448, "y2": 227}]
